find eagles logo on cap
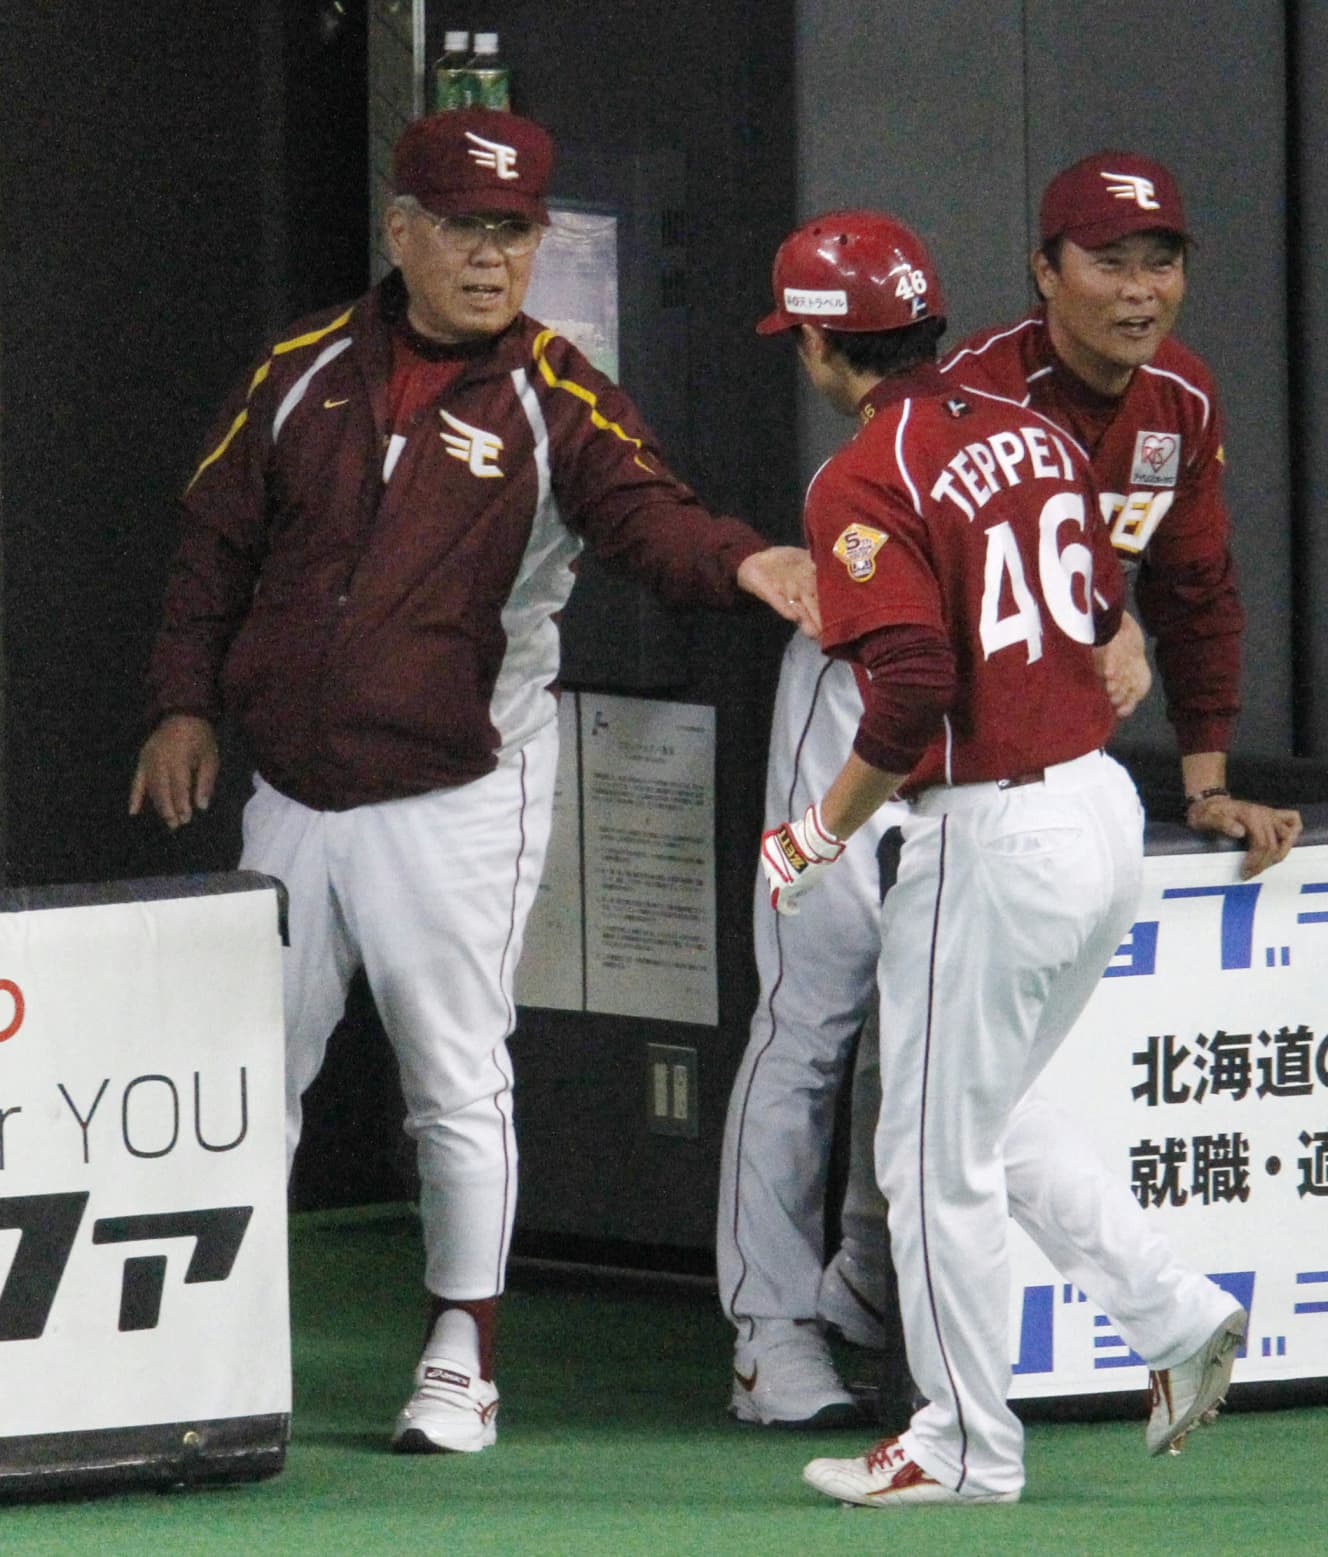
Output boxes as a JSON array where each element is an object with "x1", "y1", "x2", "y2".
[
  {"x1": 1039, "y1": 150, "x2": 1188, "y2": 251},
  {"x1": 393, "y1": 107, "x2": 554, "y2": 224}
]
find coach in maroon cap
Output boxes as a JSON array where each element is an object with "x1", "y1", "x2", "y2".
[
  {"x1": 930, "y1": 141, "x2": 1304, "y2": 1113},
  {"x1": 131, "y1": 102, "x2": 817, "y2": 1462},
  {"x1": 1038, "y1": 149, "x2": 1189, "y2": 252},
  {"x1": 383, "y1": 107, "x2": 556, "y2": 343},
  {"x1": 1026, "y1": 149, "x2": 1191, "y2": 396},
  {"x1": 1005, "y1": 150, "x2": 1297, "y2": 873}
]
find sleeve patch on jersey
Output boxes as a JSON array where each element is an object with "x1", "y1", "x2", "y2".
[{"x1": 833, "y1": 523, "x2": 888, "y2": 581}]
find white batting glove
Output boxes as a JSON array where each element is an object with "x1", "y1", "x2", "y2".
[{"x1": 760, "y1": 801, "x2": 846, "y2": 916}]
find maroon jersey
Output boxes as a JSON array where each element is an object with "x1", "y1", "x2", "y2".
[
  {"x1": 939, "y1": 312, "x2": 1242, "y2": 754},
  {"x1": 808, "y1": 364, "x2": 1123, "y2": 793}
]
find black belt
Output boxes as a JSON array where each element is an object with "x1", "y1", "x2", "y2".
[{"x1": 995, "y1": 747, "x2": 1104, "y2": 790}]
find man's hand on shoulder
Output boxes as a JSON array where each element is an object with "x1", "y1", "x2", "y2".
[
  {"x1": 1186, "y1": 794, "x2": 1303, "y2": 880},
  {"x1": 736, "y1": 546, "x2": 821, "y2": 638},
  {"x1": 129, "y1": 714, "x2": 221, "y2": 831}
]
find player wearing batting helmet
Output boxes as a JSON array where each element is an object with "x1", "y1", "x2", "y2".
[
  {"x1": 747, "y1": 208, "x2": 1247, "y2": 1507},
  {"x1": 718, "y1": 214, "x2": 942, "y2": 1432},
  {"x1": 813, "y1": 154, "x2": 1302, "y2": 1419},
  {"x1": 820, "y1": 155, "x2": 1299, "y2": 1365}
]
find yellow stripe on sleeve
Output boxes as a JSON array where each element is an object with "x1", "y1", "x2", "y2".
[
  {"x1": 185, "y1": 307, "x2": 356, "y2": 493},
  {"x1": 530, "y1": 329, "x2": 656, "y2": 474},
  {"x1": 185, "y1": 409, "x2": 250, "y2": 493},
  {"x1": 269, "y1": 308, "x2": 355, "y2": 359}
]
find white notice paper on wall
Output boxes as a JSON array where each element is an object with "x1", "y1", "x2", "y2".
[
  {"x1": 581, "y1": 696, "x2": 718, "y2": 1026},
  {"x1": 514, "y1": 694, "x2": 720, "y2": 1026}
]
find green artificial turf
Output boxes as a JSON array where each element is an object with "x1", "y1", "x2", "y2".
[{"x1": 1, "y1": 1208, "x2": 1322, "y2": 1556}]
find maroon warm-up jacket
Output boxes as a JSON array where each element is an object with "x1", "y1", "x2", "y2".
[{"x1": 148, "y1": 274, "x2": 765, "y2": 810}]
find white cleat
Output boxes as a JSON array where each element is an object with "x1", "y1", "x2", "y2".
[
  {"x1": 1146, "y1": 1307, "x2": 1247, "y2": 1456},
  {"x1": 729, "y1": 1319, "x2": 864, "y2": 1428},
  {"x1": 803, "y1": 1435, "x2": 1020, "y2": 1507},
  {"x1": 391, "y1": 1354, "x2": 499, "y2": 1454}
]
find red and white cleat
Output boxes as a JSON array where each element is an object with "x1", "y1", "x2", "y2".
[{"x1": 803, "y1": 1434, "x2": 1020, "y2": 1507}]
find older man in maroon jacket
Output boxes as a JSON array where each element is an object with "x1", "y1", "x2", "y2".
[{"x1": 131, "y1": 106, "x2": 814, "y2": 1456}]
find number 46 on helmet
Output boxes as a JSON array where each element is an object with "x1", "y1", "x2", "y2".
[{"x1": 756, "y1": 209, "x2": 947, "y2": 336}]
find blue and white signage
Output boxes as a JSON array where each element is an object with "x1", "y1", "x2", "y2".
[{"x1": 1008, "y1": 841, "x2": 1328, "y2": 1397}]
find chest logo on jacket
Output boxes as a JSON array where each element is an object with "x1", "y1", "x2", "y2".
[
  {"x1": 1101, "y1": 488, "x2": 1175, "y2": 557},
  {"x1": 1130, "y1": 430, "x2": 1181, "y2": 488},
  {"x1": 439, "y1": 410, "x2": 505, "y2": 478}
]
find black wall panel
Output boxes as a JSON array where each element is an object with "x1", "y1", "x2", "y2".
[
  {"x1": 1291, "y1": 2, "x2": 1328, "y2": 757},
  {"x1": 0, "y1": 4, "x2": 270, "y2": 886},
  {"x1": 0, "y1": 2, "x2": 370, "y2": 891}
]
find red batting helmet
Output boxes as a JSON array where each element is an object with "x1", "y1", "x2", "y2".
[{"x1": 756, "y1": 209, "x2": 946, "y2": 335}]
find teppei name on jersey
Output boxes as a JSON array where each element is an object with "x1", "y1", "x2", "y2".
[{"x1": 930, "y1": 424, "x2": 1079, "y2": 520}]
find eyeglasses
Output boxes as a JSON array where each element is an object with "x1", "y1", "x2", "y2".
[{"x1": 421, "y1": 211, "x2": 542, "y2": 257}]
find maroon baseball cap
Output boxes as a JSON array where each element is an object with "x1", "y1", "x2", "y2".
[
  {"x1": 393, "y1": 108, "x2": 554, "y2": 223},
  {"x1": 1039, "y1": 151, "x2": 1188, "y2": 249}
]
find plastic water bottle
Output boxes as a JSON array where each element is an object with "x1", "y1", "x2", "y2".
[
  {"x1": 433, "y1": 30, "x2": 472, "y2": 110},
  {"x1": 468, "y1": 32, "x2": 510, "y2": 110}
]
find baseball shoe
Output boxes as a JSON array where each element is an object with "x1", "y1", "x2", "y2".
[
  {"x1": 817, "y1": 1253, "x2": 890, "y2": 1351},
  {"x1": 1146, "y1": 1306, "x2": 1247, "y2": 1456},
  {"x1": 730, "y1": 1319, "x2": 865, "y2": 1428},
  {"x1": 803, "y1": 1434, "x2": 1020, "y2": 1507},
  {"x1": 391, "y1": 1354, "x2": 499, "y2": 1453}
]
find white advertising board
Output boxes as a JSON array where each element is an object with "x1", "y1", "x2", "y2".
[
  {"x1": 0, "y1": 877, "x2": 289, "y2": 1477},
  {"x1": 1007, "y1": 841, "x2": 1328, "y2": 1397}
]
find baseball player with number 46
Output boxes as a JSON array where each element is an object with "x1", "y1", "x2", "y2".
[{"x1": 754, "y1": 209, "x2": 1246, "y2": 1507}]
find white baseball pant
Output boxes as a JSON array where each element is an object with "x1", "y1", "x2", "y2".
[
  {"x1": 879, "y1": 751, "x2": 1234, "y2": 1497},
  {"x1": 239, "y1": 720, "x2": 557, "y2": 1300},
  {"x1": 718, "y1": 629, "x2": 903, "y2": 1335},
  {"x1": 831, "y1": 796, "x2": 1240, "y2": 1395}
]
